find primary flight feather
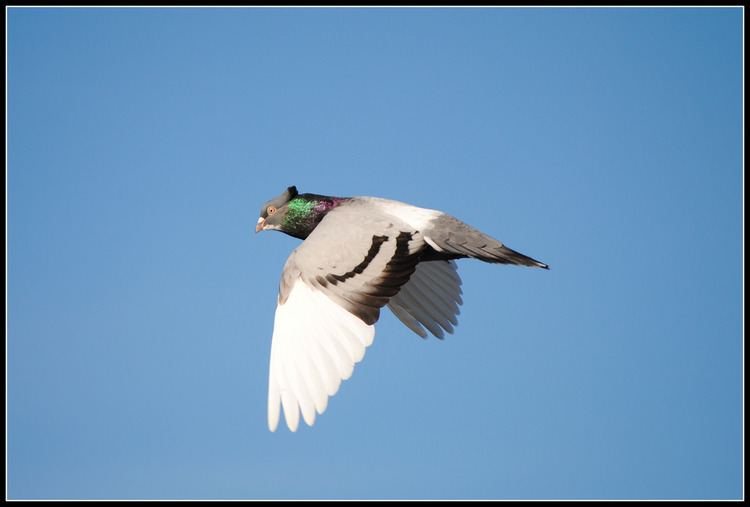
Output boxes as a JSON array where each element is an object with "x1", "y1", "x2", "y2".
[{"x1": 256, "y1": 186, "x2": 548, "y2": 432}]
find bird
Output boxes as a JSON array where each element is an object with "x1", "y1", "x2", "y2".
[{"x1": 256, "y1": 185, "x2": 548, "y2": 432}]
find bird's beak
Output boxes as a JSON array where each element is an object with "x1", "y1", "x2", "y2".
[{"x1": 255, "y1": 217, "x2": 266, "y2": 233}]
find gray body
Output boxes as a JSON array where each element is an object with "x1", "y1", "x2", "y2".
[{"x1": 274, "y1": 196, "x2": 547, "y2": 339}]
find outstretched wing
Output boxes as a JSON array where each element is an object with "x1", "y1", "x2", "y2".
[
  {"x1": 268, "y1": 201, "x2": 425, "y2": 431},
  {"x1": 422, "y1": 214, "x2": 549, "y2": 269}
]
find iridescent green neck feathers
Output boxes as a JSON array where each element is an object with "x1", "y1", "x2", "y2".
[{"x1": 281, "y1": 194, "x2": 346, "y2": 239}]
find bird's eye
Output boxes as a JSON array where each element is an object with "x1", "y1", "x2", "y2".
[{"x1": 267, "y1": 206, "x2": 277, "y2": 216}]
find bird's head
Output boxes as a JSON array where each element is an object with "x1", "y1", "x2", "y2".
[
  {"x1": 256, "y1": 185, "x2": 347, "y2": 239},
  {"x1": 256, "y1": 185, "x2": 299, "y2": 233}
]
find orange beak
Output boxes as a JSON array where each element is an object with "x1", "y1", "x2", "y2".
[{"x1": 255, "y1": 217, "x2": 265, "y2": 233}]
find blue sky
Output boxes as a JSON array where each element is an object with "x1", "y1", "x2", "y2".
[{"x1": 7, "y1": 7, "x2": 743, "y2": 500}]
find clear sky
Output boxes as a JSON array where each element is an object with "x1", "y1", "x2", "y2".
[{"x1": 7, "y1": 7, "x2": 743, "y2": 500}]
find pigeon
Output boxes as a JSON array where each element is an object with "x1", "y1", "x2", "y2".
[{"x1": 256, "y1": 186, "x2": 548, "y2": 432}]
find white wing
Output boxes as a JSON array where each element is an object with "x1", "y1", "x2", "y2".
[
  {"x1": 267, "y1": 200, "x2": 425, "y2": 432},
  {"x1": 267, "y1": 278, "x2": 375, "y2": 432}
]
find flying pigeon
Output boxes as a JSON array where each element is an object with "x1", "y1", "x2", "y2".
[{"x1": 256, "y1": 186, "x2": 548, "y2": 432}]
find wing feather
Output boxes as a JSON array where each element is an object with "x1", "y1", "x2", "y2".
[
  {"x1": 390, "y1": 285, "x2": 446, "y2": 339},
  {"x1": 295, "y1": 336, "x2": 328, "y2": 414},
  {"x1": 407, "y1": 267, "x2": 461, "y2": 324},
  {"x1": 268, "y1": 278, "x2": 376, "y2": 432},
  {"x1": 388, "y1": 299, "x2": 428, "y2": 339},
  {"x1": 387, "y1": 260, "x2": 463, "y2": 339},
  {"x1": 423, "y1": 214, "x2": 548, "y2": 269},
  {"x1": 402, "y1": 275, "x2": 455, "y2": 335}
]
